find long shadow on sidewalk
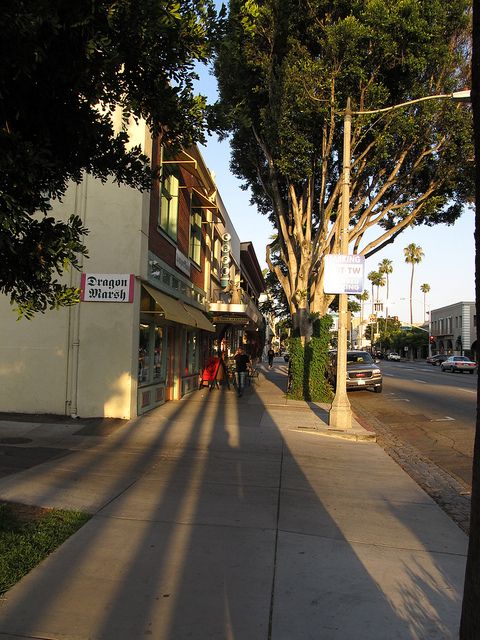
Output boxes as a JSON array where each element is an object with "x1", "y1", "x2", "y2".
[{"x1": 0, "y1": 366, "x2": 467, "y2": 639}]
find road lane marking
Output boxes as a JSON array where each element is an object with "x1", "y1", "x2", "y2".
[
  {"x1": 432, "y1": 416, "x2": 455, "y2": 422},
  {"x1": 390, "y1": 398, "x2": 411, "y2": 402},
  {"x1": 413, "y1": 379, "x2": 427, "y2": 384}
]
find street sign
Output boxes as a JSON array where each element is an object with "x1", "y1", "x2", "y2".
[{"x1": 323, "y1": 254, "x2": 365, "y2": 294}]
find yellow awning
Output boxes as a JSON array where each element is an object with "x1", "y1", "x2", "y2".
[
  {"x1": 143, "y1": 285, "x2": 194, "y2": 326},
  {"x1": 191, "y1": 187, "x2": 218, "y2": 209},
  {"x1": 191, "y1": 188, "x2": 222, "y2": 223},
  {"x1": 143, "y1": 285, "x2": 215, "y2": 332},
  {"x1": 183, "y1": 303, "x2": 215, "y2": 332}
]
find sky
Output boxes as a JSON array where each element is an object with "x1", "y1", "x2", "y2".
[{"x1": 196, "y1": 63, "x2": 475, "y2": 327}]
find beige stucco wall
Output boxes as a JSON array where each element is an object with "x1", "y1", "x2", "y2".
[
  {"x1": 0, "y1": 119, "x2": 151, "y2": 418},
  {"x1": 0, "y1": 300, "x2": 71, "y2": 414}
]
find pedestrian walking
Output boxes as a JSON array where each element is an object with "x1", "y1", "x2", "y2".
[
  {"x1": 267, "y1": 347, "x2": 275, "y2": 369},
  {"x1": 234, "y1": 346, "x2": 250, "y2": 397}
]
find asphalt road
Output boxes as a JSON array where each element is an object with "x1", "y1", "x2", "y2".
[{"x1": 349, "y1": 358, "x2": 477, "y2": 488}]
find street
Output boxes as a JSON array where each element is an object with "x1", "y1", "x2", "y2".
[{"x1": 349, "y1": 358, "x2": 476, "y2": 489}]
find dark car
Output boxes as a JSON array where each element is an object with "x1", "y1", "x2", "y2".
[
  {"x1": 426, "y1": 354, "x2": 448, "y2": 366},
  {"x1": 440, "y1": 356, "x2": 477, "y2": 374},
  {"x1": 327, "y1": 350, "x2": 383, "y2": 393}
]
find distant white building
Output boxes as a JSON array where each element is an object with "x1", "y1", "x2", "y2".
[{"x1": 430, "y1": 301, "x2": 476, "y2": 357}]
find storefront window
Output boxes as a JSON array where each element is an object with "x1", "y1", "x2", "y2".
[
  {"x1": 153, "y1": 326, "x2": 165, "y2": 381},
  {"x1": 184, "y1": 330, "x2": 199, "y2": 375},
  {"x1": 139, "y1": 322, "x2": 167, "y2": 386},
  {"x1": 138, "y1": 324, "x2": 150, "y2": 384}
]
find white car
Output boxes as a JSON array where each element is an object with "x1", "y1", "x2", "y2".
[
  {"x1": 440, "y1": 356, "x2": 477, "y2": 374},
  {"x1": 387, "y1": 352, "x2": 401, "y2": 361}
]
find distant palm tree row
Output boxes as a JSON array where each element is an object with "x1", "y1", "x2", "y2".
[{"x1": 366, "y1": 244, "x2": 430, "y2": 325}]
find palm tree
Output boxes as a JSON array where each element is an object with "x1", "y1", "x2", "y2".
[
  {"x1": 367, "y1": 271, "x2": 380, "y2": 313},
  {"x1": 359, "y1": 289, "x2": 369, "y2": 319},
  {"x1": 379, "y1": 258, "x2": 393, "y2": 330},
  {"x1": 358, "y1": 289, "x2": 369, "y2": 347},
  {"x1": 378, "y1": 258, "x2": 393, "y2": 302},
  {"x1": 420, "y1": 283, "x2": 430, "y2": 323},
  {"x1": 368, "y1": 271, "x2": 386, "y2": 308},
  {"x1": 404, "y1": 243, "x2": 424, "y2": 324},
  {"x1": 367, "y1": 272, "x2": 385, "y2": 351}
]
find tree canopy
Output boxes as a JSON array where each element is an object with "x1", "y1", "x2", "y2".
[
  {"x1": 1, "y1": 0, "x2": 222, "y2": 317},
  {"x1": 215, "y1": 0, "x2": 473, "y2": 336}
]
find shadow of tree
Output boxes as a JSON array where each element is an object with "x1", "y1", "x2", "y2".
[{"x1": 0, "y1": 366, "x2": 467, "y2": 639}]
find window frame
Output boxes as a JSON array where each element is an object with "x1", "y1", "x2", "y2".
[
  {"x1": 159, "y1": 172, "x2": 179, "y2": 241},
  {"x1": 189, "y1": 205, "x2": 203, "y2": 266}
]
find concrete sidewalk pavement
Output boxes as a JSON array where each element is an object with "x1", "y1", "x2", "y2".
[{"x1": 0, "y1": 360, "x2": 468, "y2": 639}]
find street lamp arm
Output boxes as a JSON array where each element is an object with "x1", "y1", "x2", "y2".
[{"x1": 352, "y1": 90, "x2": 471, "y2": 116}]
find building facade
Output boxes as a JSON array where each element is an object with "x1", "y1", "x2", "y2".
[
  {"x1": 430, "y1": 301, "x2": 477, "y2": 358},
  {"x1": 0, "y1": 116, "x2": 264, "y2": 419}
]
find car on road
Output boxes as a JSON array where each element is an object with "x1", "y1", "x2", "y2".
[
  {"x1": 426, "y1": 353, "x2": 448, "y2": 366},
  {"x1": 387, "y1": 352, "x2": 401, "y2": 361},
  {"x1": 327, "y1": 350, "x2": 383, "y2": 393},
  {"x1": 440, "y1": 356, "x2": 477, "y2": 374}
]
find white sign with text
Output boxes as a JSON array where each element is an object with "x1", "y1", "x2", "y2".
[
  {"x1": 175, "y1": 249, "x2": 191, "y2": 276},
  {"x1": 323, "y1": 254, "x2": 365, "y2": 294},
  {"x1": 80, "y1": 274, "x2": 134, "y2": 302}
]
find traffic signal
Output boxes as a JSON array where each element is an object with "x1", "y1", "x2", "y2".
[{"x1": 429, "y1": 335, "x2": 436, "y2": 344}]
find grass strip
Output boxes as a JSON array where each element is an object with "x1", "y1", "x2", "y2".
[{"x1": 0, "y1": 501, "x2": 90, "y2": 595}]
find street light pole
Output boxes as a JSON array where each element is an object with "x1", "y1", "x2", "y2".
[
  {"x1": 329, "y1": 98, "x2": 352, "y2": 430},
  {"x1": 327, "y1": 89, "x2": 470, "y2": 431}
]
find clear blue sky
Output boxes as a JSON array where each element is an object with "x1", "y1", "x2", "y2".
[{"x1": 196, "y1": 61, "x2": 475, "y2": 326}]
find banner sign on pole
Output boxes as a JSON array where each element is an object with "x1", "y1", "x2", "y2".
[{"x1": 323, "y1": 255, "x2": 365, "y2": 294}]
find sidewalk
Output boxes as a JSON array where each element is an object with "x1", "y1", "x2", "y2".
[{"x1": 0, "y1": 360, "x2": 468, "y2": 639}]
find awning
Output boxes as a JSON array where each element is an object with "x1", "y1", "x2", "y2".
[
  {"x1": 182, "y1": 303, "x2": 215, "y2": 332},
  {"x1": 191, "y1": 187, "x2": 217, "y2": 209},
  {"x1": 143, "y1": 285, "x2": 192, "y2": 326},
  {"x1": 191, "y1": 188, "x2": 221, "y2": 223},
  {"x1": 143, "y1": 285, "x2": 214, "y2": 332}
]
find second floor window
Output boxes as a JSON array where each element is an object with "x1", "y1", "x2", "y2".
[
  {"x1": 189, "y1": 208, "x2": 202, "y2": 265},
  {"x1": 159, "y1": 173, "x2": 179, "y2": 240}
]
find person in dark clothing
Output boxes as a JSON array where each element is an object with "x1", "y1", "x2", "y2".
[
  {"x1": 267, "y1": 347, "x2": 275, "y2": 368},
  {"x1": 234, "y1": 346, "x2": 250, "y2": 397}
]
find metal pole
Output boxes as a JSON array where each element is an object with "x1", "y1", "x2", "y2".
[
  {"x1": 329, "y1": 99, "x2": 352, "y2": 430},
  {"x1": 427, "y1": 309, "x2": 432, "y2": 358}
]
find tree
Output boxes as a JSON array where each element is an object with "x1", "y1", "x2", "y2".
[
  {"x1": 364, "y1": 315, "x2": 402, "y2": 348},
  {"x1": 358, "y1": 289, "x2": 369, "y2": 344},
  {"x1": 367, "y1": 270, "x2": 385, "y2": 311},
  {"x1": 379, "y1": 259, "x2": 393, "y2": 302},
  {"x1": 214, "y1": 0, "x2": 473, "y2": 340},
  {"x1": 460, "y1": 0, "x2": 480, "y2": 635},
  {"x1": 420, "y1": 283, "x2": 431, "y2": 323},
  {"x1": 379, "y1": 258, "x2": 393, "y2": 329},
  {"x1": 404, "y1": 243, "x2": 424, "y2": 324},
  {"x1": 1, "y1": 0, "x2": 221, "y2": 317}
]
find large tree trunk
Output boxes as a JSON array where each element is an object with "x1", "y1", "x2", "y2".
[{"x1": 459, "y1": 1, "x2": 480, "y2": 635}]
